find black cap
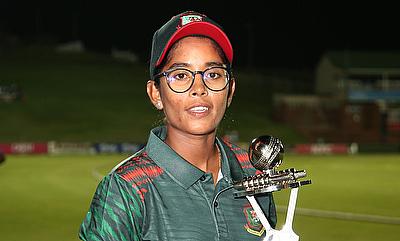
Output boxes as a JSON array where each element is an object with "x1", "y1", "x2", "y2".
[{"x1": 149, "y1": 11, "x2": 233, "y2": 79}]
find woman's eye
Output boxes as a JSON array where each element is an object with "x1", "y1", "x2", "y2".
[
  {"x1": 176, "y1": 73, "x2": 187, "y2": 80},
  {"x1": 207, "y1": 72, "x2": 220, "y2": 79}
]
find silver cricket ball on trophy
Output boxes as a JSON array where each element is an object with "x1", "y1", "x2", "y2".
[{"x1": 248, "y1": 135, "x2": 284, "y2": 171}]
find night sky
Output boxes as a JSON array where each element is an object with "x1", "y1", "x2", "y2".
[{"x1": 1, "y1": 1, "x2": 399, "y2": 70}]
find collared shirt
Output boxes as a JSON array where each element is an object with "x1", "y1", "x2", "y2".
[{"x1": 79, "y1": 126, "x2": 277, "y2": 241}]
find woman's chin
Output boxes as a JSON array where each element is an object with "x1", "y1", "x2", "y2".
[{"x1": 184, "y1": 124, "x2": 217, "y2": 136}]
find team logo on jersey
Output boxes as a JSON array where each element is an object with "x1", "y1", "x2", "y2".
[{"x1": 243, "y1": 203, "x2": 265, "y2": 236}]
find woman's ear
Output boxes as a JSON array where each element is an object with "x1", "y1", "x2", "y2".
[
  {"x1": 147, "y1": 80, "x2": 163, "y2": 110},
  {"x1": 227, "y1": 78, "x2": 236, "y2": 107}
]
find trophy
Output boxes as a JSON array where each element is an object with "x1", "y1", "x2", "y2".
[{"x1": 233, "y1": 135, "x2": 311, "y2": 241}]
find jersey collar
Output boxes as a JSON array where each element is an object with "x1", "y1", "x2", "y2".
[
  {"x1": 145, "y1": 126, "x2": 204, "y2": 189},
  {"x1": 145, "y1": 125, "x2": 246, "y2": 189}
]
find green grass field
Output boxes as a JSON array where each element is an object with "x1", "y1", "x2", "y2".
[{"x1": 0, "y1": 153, "x2": 399, "y2": 241}]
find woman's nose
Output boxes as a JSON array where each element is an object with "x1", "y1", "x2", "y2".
[{"x1": 189, "y1": 73, "x2": 208, "y2": 96}]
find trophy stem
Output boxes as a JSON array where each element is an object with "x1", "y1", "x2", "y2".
[
  {"x1": 246, "y1": 196, "x2": 274, "y2": 239},
  {"x1": 284, "y1": 187, "x2": 299, "y2": 230},
  {"x1": 246, "y1": 195, "x2": 273, "y2": 231},
  {"x1": 246, "y1": 189, "x2": 301, "y2": 241}
]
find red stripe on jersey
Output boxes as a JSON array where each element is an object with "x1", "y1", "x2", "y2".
[
  {"x1": 235, "y1": 152, "x2": 249, "y2": 163},
  {"x1": 223, "y1": 140, "x2": 253, "y2": 170},
  {"x1": 121, "y1": 165, "x2": 164, "y2": 184}
]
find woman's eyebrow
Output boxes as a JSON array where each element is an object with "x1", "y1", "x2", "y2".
[
  {"x1": 167, "y1": 63, "x2": 190, "y2": 69},
  {"x1": 167, "y1": 62, "x2": 225, "y2": 70},
  {"x1": 205, "y1": 62, "x2": 225, "y2": 67}
]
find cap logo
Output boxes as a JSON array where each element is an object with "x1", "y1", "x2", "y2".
[{"x1": 180, "y1": 14, "x2": 203, "y2": 27}]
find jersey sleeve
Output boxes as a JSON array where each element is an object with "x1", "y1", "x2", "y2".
[{"x1": 79, "y1": 173, "x2": 144, "y2": 241}]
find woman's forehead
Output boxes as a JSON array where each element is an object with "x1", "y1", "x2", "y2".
[{"x1": 164, "y1": 37, "x2": 224, "y2": 67}]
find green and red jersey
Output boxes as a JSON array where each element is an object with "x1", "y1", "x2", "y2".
[{"x1": 79, "y1": 126, "x2": 277, "y2": 241}]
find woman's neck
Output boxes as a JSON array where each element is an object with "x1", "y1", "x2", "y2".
[{"x1": 165, "y1": 127, "x2": 219, "y2": 174}]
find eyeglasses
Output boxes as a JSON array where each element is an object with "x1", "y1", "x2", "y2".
[{"x1": 154, "y1": 66, "x2": 231, "y2": 93}]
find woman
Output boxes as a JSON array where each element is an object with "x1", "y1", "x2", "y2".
[{"x1": 79, "y1": 10, "x2": 276, "y2": 241}]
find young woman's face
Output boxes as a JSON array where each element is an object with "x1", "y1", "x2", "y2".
[{"x1": 151, "y1": 36, "x2": 235, "y2": 137}]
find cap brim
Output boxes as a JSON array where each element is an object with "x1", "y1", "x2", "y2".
[{"x1": 156, "y1": 21, "x2": 233, "y2": 67}]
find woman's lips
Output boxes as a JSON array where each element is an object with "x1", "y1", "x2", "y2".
[
  {"x1": 190, "y1": 106, "x2": 209, "y2": 112},
  {"x1": 187, "y1": 104, "x2": 211, "y2": 116}
]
